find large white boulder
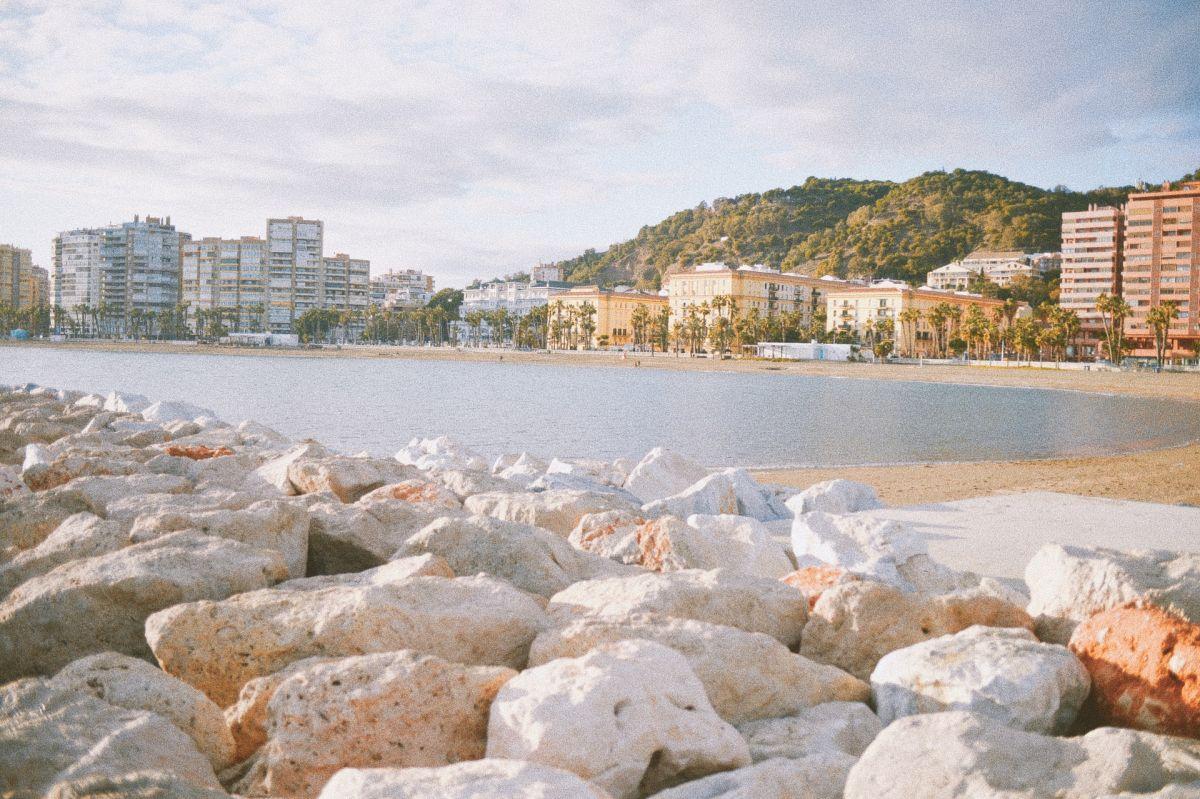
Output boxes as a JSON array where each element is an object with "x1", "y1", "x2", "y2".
[
  {"x1": 305, "y1": 496, "x2": 456, "y2": 574},
  {"x1": 681, "y1": 515, "x2": 794, "y2": 577},
  {"x1": 548, "y1": 568, "x2": 808, "y2": 648},
  {"x1": 487, "y1": 640, "x2": 750, "y2": 799},
  {"x1": 870, "y1": 625, "x2": 1090, "y2": 734},
  {"x1": 254, "y1": 441, "x2": 329, "y2": 495},
  {"x1": 288, "y1": 456, "x2": 418, "y2": 503},
  {"x1": 645, "y1": 756, "x2": 851, "y2": 799},
  {"x1": 623, "y1": 447, "x2": 709, "y2": 503},
  {"x1": 316, "y1": 760, "x2": 609, "y2": 799},
  {"x1": 146, "y1": 573, "x2": 548, "y2": 706},
  {"x1": 800, "y1": 580, "x2": 1034, "y2": 680},
  {"x1": 141, "y1": 400, "x2": 218, "y2": 424},
  {"x1": 547, "y1": 456, "x2": 627, "y2": 487},
  {"x1": 844, "y1": 711, "x2": 1200, "y2": 799},
  {"x1": 1025, "y1": 543, "x2": 1200, "y2": 644},
  {"x1": 0, "y1": 531, "x2": 288, "y2": 681},
  {"x1": 396, "y1": 436, "x2": 489, "y2": 473},
  {"x1": 101, "y1": 391, "x2": 151, "y2": 414},
  {"x1": 0, "y1": 678, "x2": 220, "y2": 797},
  {"x1": 529, "y1": 614, "x2": 867, "y2": 724},
  {"x1": 233, "y1": 651, "x2": 515, "y2": 798},
  {"x1": 0, "y1": 513, "x2": 132, "y2": 597},
  {"x1": 787, "y1": 479, "x2": 883, "y2": 516},
  {"x1": 394, "y1": 514, "x2": 632, "y2": 598},
  {"x1": 736, "y1": 701, "x2": 883, "y2": 763},
  {"x1": 642, "y1": 468, "x2": 788, "y2": 522},
  {"x1": 49, "y1": 651, "x2": 236, "y2": 771},
  {"x1": 465, "y1": 488, "x2": 638, "y2": 537},
  {"x1": 495, "y1": 452, "x2": 548, "y2": 486},
  {"x1": 569, "y1": 509, "x2": 650, "y2": 564}
]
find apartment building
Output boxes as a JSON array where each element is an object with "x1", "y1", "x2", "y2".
[
  {"x1": 1059, "y1": 205, "x2": 1124, "y2": 358},
  {"x1": 99, "y1": 216, "x2": 189, "y2": 319},
  {"x1": 321, "y1": 253, "x2": 371, "y2": 319},
  {"x1": 370, "y1": 269, "x2": 434, "y2": 310},
  {"x1": 826, "y1": 281, "x2": 1010, "y2": 357},
  {"x1": 461, "y1": 277, "x2": 569, "y2": 318},
  {"x1": 1122, "y1": 182, "x2": 1200, "y2": 357},
  {"x1": 266, "y1": 217, "x2": 324, "y2": 333},
  {"x1": 181, "y1": 237, "x2": 268, "y2": 332},
  {"x1": 530, "y1": 263, "x2": 564, "y2": 283},
  {"x1": 29, "y1": 266, "x2": 49, "y2": 308},
  {"x1": 664, "y1": 263, "x2": 832, "y2": 331},
  {"x1": 52, "y1": 229, "x2": 103, "y2": 330},
  {"x1": 0, "y1": 244, "x2": 34, "y2": 308},
  {"x1": 927, "y1": 249, "x2": 1057, "y2": 291},
  {"x1": 925, "y1": 262, "x2": 976, "y2": 291},
  {"x1": 551, "y1": 285, "x2": 668, "y2": 348}
]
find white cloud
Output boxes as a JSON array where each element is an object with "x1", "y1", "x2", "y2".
[{"x1": 0, "y1": 0, "x2": 1196, "y2": 285}]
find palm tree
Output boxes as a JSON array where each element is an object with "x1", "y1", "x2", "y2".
[
  {"x1": 1095, "y1": 293, "x2": 1131, "y2": 364},
  {"x1": 898, "y1": 308, "x2": 922, "y2": 357},
  {"x1": 1147, "y1": 301, "x2": 1180, "y2": 369}
]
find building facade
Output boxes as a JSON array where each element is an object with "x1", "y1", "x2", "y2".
[
  {"x1": 551, "y1": 286, "x2": 668, "y2": 348},
  {"x1": 266, "y1": 217, "x2": 324, "y2": 333},
  {"x1": 461, "y1": 278, "x2": 569, "y2": 318},
  {"x1": 0, "y1": 244, "x2": 34, "y2": 309},
  {"x1": 530, "y1": 263, "x2": 565, "y2": 283},
  {"x1": 99, "y1": 216, "x2": 189, "y2": 320},
  {"x1": 664, "y1": 263, "x2": 831, "y2": 331},
  {"x1": 925, "y1": 262, "x2": 975, "y2": 291},
  {"x1": 825, "y1": 282, "x2": 1010, "y2": 357},
  {"x1": 1059, "y1": 205, "x2": 1124, "y2": 358},
  {"x1": 181, "y1": 237, "x2": 268, "y2": 332},
  {"x1": 370, "y1": 269, "x2": 434, "y2": 310},
  {"x1": 927, "y1": 249, "x2": 1057, "y2": 291},
  {"x1": 1122, "y1": 182, "x2": 1200, "y2": 357},
  {"x1": 52, "y1": 229, "x2": 103, "y2": 330},
  {"x1": 321, "y1": 254, "x2": 371, "y2": 319},
  {"x1": 29, "y1": 266, "x2": 49, "y2": 308}
]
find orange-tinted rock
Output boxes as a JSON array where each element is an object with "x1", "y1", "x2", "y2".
[
  {"x1": 164, "y1": 444, "x2": 233, "y2": 460},
  {"x1": 360, "y1": 479, "x2": 462, "y2": 510},
  {"x1": 635, "y1": 517, "x2": 684, "y2": 571},
  {"x1": 782, "y1": 566, "x2": 861, "y2": 609},
  {"x1": 1069, "y1": 602, "x2": 1200, "y2": 737}
]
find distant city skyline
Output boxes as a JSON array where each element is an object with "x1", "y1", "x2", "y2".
[{"x1": 1, "y1": 1, "x2": 1196, "y2": 288}]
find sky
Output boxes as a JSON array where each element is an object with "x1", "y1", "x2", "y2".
[{"x1": 1, "y1": 1, "x2": 1197, "y2": 288}]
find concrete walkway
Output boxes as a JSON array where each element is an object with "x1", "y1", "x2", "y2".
[{"x1": 865, "y1": 491, "x2": 1200, "y2": 582}]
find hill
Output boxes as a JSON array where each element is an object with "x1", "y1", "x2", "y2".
[{"x1": 553, "y1": 169, "x2": 1139, "y2": 288}]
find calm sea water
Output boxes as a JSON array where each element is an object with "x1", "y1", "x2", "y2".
[{"x1": 3, "y1": 345, "x2": 1198, "y2": 467}]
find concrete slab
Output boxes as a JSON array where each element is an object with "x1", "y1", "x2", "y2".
[{"x1": 862, "y1": 491, "x2": 1200, "y2": 583}]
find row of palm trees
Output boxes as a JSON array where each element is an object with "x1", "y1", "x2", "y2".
[{"x1": 1096, "y1": 293, "x2": 1182, "y2": 368}]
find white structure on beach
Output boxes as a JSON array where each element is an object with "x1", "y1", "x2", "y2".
[{"x1": 754, "y1": 341, "x2": 853, "y2": 361}]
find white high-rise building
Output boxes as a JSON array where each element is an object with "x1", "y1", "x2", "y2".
[
  {"x1": 266, "y1": 216, "x2": 324, "y2": 333},
  {"x1": 52, "y1": 229, "x2": 105, "y2": 333},
  {"x1": 181, "y1": 236, "x2": 268, "y2": 332},
  {"x1": 100, "y1": 216, "x2": 189, "y2": 318},
  {"x1": 370, "y1": 269, "x2": 434, "y2": 309}
]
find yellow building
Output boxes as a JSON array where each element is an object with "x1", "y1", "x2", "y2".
[
  {"x1": 0, "y1": 244, "x2": 35, "y2": 309},
  {"x1": 552, "y1": 286, "x2": 668, "y2": 349},
  {"x1": 825, "y1": 281, "x2": 1010, "y2": 357},
  {"x1": 664, "y1": 262, "x2": 835, "y2": 331}
]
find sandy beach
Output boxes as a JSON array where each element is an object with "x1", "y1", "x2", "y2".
[{"x1": 7, "y1": 339, "x2": 1200, "y2": 506}]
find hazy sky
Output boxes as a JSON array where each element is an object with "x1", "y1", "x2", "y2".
[{"x1": 1, "y1": 1, "x2": 1196, "y2": 287}]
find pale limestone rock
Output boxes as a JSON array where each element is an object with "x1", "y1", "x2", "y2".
[
  {"x1": 437, "y1": 468, "x2": 521, "y2": 501},
  {"x1": 359, "y1": 478, "x2": 462, "y2": 509},
  {"x1": 45, "y1": 772, "x2": 233, "y2": 799},
  {"x1": 21, "y1": 454, "x2": 146, "y2": 492},
  {"x1": 548, "y1": 568, "x2": 808, "y2": 648},
  {"x1": 396, "y1": 436, "x2": 489, "y2": 473},
  {"x1": 786, "y1": 479, "x2": 883, "y2": 515},
  {"x1": 306, "y1": 497, "x2": 455, "y2": 574},
  {"x1": 487, "y1": 640, "x2": 750, "y2": 799},
  {"x1": 0, "y1": 464, "x2": 30, "y2": 501},
  {"x1": 146, "y1": 573, "x2": 548, "y2": 706},
  {"x1": 280, "y1": 554, "x2": 454, "y2": 591},
  {"x1": 50, "y1": 652, "x2": 236, "y2": 771},
  {"x1": 679, "y1": 515, "x2": 794, "y2": 577},
  {"x1": 0, "y1": 531, "x2": 288, "y2": 681},
  {"x1": 395, "y1": 514, "x2": 633, "y2": 598},
  {"x1": 0, "y1": 512, "x2": 131, "y2": 596},
  {"x1": 529, "y1": 470, "x2": 641, "y2": 500},
  {"x1": 21, "y1": 442, "x2": 50, "y2": 473},
  {"x1": 645, "y1": 756, "x2": 853, "y2": 799},
  {"x1": 871, "y1": 625, "x2": 1090, "y2": 734},
  {"x1": 316, "y1": 760, "x2": 609, "y2": 799},
  {"x1": 254, "y1": 441, "x2": 328, "y2": 495},
  {"x1": 569, "y1": 509, "x2": 647, "y2": 563},
  {"x1": 47, "y1": 473, "x2": 192, "y2": 516},
  {"x1": 141, "y1": 400, "x2": 217, "y2": 424},
  {"x1": 736, "y1": 701, "x2": 883, "y2": 763},
  {"x1": 0, "y1": 678, "x2": 220, "y2": 797},
  {"x1": 496, "y1": 452, "x2": 548, "y2": 486},
  {"x1": 465, "y1": 488, "x2": 638, "y2": 537},
  {"x1": 623, "y1": 447, "x2": 709, "y2": 504},
  {"x1": 529, "y1": 614, "x2": 867, "y2": 724},
  {"x1": 642, "y1": 468, "x2": 788, "y2": 522},
  {"x1": 548, "y1": 456, "x2": 627, "y2": 487},
  {"x1": 235, "y1": 651, "x2": 515, "y2": 798},
  {"x1": 800, "y1": 580, "x2": 1034, "y2": 680},
  {"x1": 287, "y1": 455, "x2": 417, "y2": 502},
  {"x1": 844, "y1": 711, "x2": 1200, "y2": 799},
  {"x1": 0, "y1": 488, "x2": 94, "y2": 556},
  {"x1": 102, "y1": 391, "x2": 152, "y2": 414},
  {"x1": 225, "y1": 656, "x2": 340, "y2": 762},
  {"x1": 1026, "y1": 543, "x2": 1200, "y2": 644},
  {"x1": 128, "y1": 499, "x2": 310, "y2": 578}
]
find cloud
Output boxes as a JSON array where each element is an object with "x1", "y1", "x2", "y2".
[{"x1": 0, "y1": 0, "x2": 1196, "y2": 284}]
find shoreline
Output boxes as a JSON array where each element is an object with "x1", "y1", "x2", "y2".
[{"x1": 8, "y1": 338, "x2": 1200, "y2": 507}]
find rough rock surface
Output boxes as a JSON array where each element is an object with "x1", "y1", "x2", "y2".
[
  {"x1": 547, "y1": 568, "x2": 808, "y2": 648},
  {"x1": 642, "y1": 468, "x2": 788, "y2": 522},
  {"x1": 395, "y1": 514, "x2": 632, "y2": 597},
  {"x1": 287, "y1": 456, "x2": 417, "y2": 502},
  {"x1": 736, "y1": 701, "x2": 882, "y2": 763},
  {"x1": 43, "y1": 772, "x2": 233, "y2": 799},
  {"x1": 529, "y1": 614, "x2": 867, "y2": 724},
  {"x1": 315, "y1": 760, "x2": 610, "y2": 799},
  {"x1": 844, "y1": 711, "x2": 1200, "y2": 799},
  {"x1": 465, "y1": 488, "x2": 637, "y2": 537},
  {"x1": 0, "y1": 678, "x2": 221, "y2": 797},
  {"x1": 487, "y1": 640, "x2": 750, "y2": 799},
  {"x1": 780, "y1": 565, "x2": 862, "y2": 608},
  {"x1": 645, "y1": 756, "x2": 852, "y2": 799},
  {"x1": 49, "y1": 652, "x2": 236, "y2": 771},
  {"x1": 569, "y1": 510, "x2": 651, "y2": 564},
  {"x1": 0, "y1": 531, "x2": 288, "y2": 681},
  {"x1": 1069, "y1": 603, "x2": 1200, "y2": 737},
  {"x1": 235, "y1": 651, "x2": 515, "y2": 798},
  {"x1": 787, "y1": 479, "x2": 883, "y2": 515},
  {"x1": 622, "y1": 447, "x2": 709, "y2": 504},
  {"x1": 800, "y1": 580, "x2": 1034, "y2": 680},
  {"x1": 0, "y1": 512, "x2": 131, "y2": 597},
  {"x1": 305, "y1": 497, "x2": 453, "y2": 574},
  {"x1": 1026, "y1": 544, "x2": 1200, "y2": 644},
  {"x1": 146, "y1": 573, "x2": 547, "y2": 706},
  {"x1": 359, "y1": 479, "x2": 462, "y2": 509},
  {"x1": 871, "y1": 625, "x2": 1090, "y2": 733}
]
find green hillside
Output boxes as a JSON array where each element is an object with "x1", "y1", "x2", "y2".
[{"x1": 554, "y1": 169, "x2": 1139, "y2": 288}]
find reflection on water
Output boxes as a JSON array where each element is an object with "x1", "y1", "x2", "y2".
[{"x1": 3, "y1": 346, "x2": 1197, "y2": 467}]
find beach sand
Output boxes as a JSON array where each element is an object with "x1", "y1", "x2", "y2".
[{"x1": 8, "y1": 339, "x2": 1200, "y2": 506}]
